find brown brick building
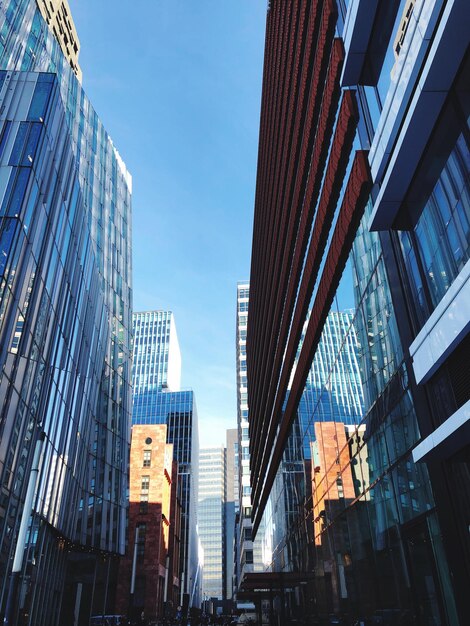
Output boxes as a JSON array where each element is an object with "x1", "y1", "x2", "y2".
[{"x1": 116, "y1": 425, "x2": 180, "y2": 621}]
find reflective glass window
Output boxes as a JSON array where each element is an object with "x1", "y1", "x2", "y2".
[
  {"x1": 27, "y1": 74, "x2": 54, "y2": 121},
  {"x1": 0, "y1": 120, "x2": 12, "y2": 159}
]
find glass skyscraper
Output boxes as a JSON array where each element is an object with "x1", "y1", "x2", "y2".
[
  {"x1": 0, "y1": 2, "x2": 132, "y2": 624},
  {"x1": 132, "y1": 312, "x2": 200, "y2": 610},
  {"x1": 133, "y1": 310, "x2": 182, "y2": 393},
  {"x1": 198, "y1": 447, "x2": 226, "y2": 602}
]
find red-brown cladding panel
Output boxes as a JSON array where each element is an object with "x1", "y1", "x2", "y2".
[{"x1": 252, "y1": 151, "x2": 372, "y2": 536}]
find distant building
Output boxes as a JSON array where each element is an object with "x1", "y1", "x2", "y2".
[
  {"x1": 225, "y1": 428, "x2": 238, "y2": 601},
  {"x1": 133, "y1": 311, "x2": 182, "y2": 393},
  {"x1": 198, "y1": 447, "x2": 226, "y2": 601},
  {"x1": 132, "y1": 314, "x2": 199, "y2": 610},
  {"x1": 116, "y1": 425, "x2": 180, "y2": 622},
  {"x1": 235, "y1": 282, "x2": 264, "y2": 595}
]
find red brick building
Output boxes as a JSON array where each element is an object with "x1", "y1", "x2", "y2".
[{"x1": 116, "y1": 425, "x2": 180, "y2": 621}]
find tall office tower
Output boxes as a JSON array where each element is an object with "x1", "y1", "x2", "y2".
[
  {"x1": 235, "y1": 283, "x2": 264, "y2": 599},
  {"x1": 245, "y1": 1, "x2": 467, "y2": 624},
  {"x1": 133, "y1": 317, "x2": 199, "y2": 611},
  {"x1": 198, "y1": 447, "x2": 226, "y2": 602},
  {"x1": 133, "y1": 311, "x2": 182, "y2": 393},
  {"x1": 116, "y1": 425, "x2": 180, "y2": 622},
  {"x1": 0, "y1": 3, "x2": 132, "y2": 625},
  {"x1": 225, "y1": 428, "x2": 238, "y2": 602}
]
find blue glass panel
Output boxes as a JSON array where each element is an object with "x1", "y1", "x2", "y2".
[
  {"x1": 8, "y1": 121, "x2": 29, "y2": 165},
  {"x1": 1, "y1": 167, "x2": 31, "y2": 217},
  {"x1": 0, "y1": 70, "x2": 6, "y2": 92},
  {"x1": 0, "y1": 218, "x2": 17, "y2": 275},
  {"x1": 27, "y1": 75, "x2": 53, "y2": 121},
  {"x1": 21, "y1": 122, "x2": 42, "y2": 165},
  {"x1": 0, "y1": 120, "x2": 12, "y2": 160}
]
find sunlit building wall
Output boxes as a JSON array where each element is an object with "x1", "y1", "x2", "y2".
[
  {"x1": 116, "y1": 425, "x2": 178, "y2": 621},
  {"x1": 0, "y1": 2, "x2": 132, "y2": 624},
  {"x1": 36, "y1": 0, "x2": 82, "y2": 81}
]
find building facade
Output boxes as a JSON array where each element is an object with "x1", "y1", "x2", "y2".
[
  {"x1": 246, "y1": 0, "x2": 468, "y2": 624},
  {"x1": 116, "y1": 425, "x2": 179, "y2": 622},
  {"x1": 235, "y1": 282, "x2": 265, "y2": 598},
  {"x1": 198, "y1": 447, "x2": 226, "y2": 602},
  {"x1": 0, "y1": 2, "x2": 132, "y2": 625},
  {"x1": 36, "y1": 0, "x2": 82, "y2": 81},
  {"x1": 133, "y1": 311, "x2": 182, "y2": 394},
  {"x1": 133, "y1": 350, "x2": 200, "y2": 612},
  {"x1": 225, "y1": 428, "x2": 238, "y2": 602}
]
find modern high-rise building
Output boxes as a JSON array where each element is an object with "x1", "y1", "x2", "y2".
[
  {"x1": 225, "y1": 428, "x2": 238, "y2": 602},
  {"x1": 235, "y1": 282, "x2": 264, "y2": 596},
  {"x1": 132, "y1": 312, "x2": 200, "y2": 611},
  {"x1": 198, "y1": 447, "x2": 226, "y2": 602},
  {"x1": 133, "y1": 311, "x2": 182, "y2": 393},
  {"x1": 246, "y1": 1, "x2": 469, "y2": 624},
  {"x1": 0, "y1": 2, "x2": 132, "y2": 624}
]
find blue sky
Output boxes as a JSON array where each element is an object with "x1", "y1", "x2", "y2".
[{"x1": 68, "y1": 1, "x2": 268, "y2": 446}]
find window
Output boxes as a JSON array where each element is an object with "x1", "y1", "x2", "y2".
[
  {"x1": 245, "y1": 550, "x2": 254, "y2": 564},
  {"x1": 1, "y1": 167, "x2": 31, "y2": 217},
  {"x1": 139, "y1": 495, "x2": 148, "y2": 515},
  {"x1": 143, "y1": 450, "x2": 151, "y2": 468},
  {"x1": 141, "y1": 476, "x2": 149, "y2": 491},
  {"x1": 27, "y1": 74, "x2": 54, "y2": 121},
  {"x1": 136, "y1": 523, "x2": 146, "y2": 558},
  {"x1": 0, "y1": 120, "x2": 11, "y2": 160}
]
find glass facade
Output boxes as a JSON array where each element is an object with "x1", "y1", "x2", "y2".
[
  {"x1": 398, "y1": 72, "x2": 470, "y2": 331},
  {"x1": 198, "y1": 447, "x2": 226, "y2": 600},
  {"x1": 0, "y1": 2, "x2": 132, "y2": 624},
  {"x1": 133, "y1": 311, "x2": 182, "y2": 393},
  {"x1": 258, "y1": 309, "x2": 366, "y2": 616},
  {"x1": 246, "y1": 1, "x2": 467, "y2": 623},
  {"x1": 298, "y1": 311, "x2": 365, "y2": 459}
]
